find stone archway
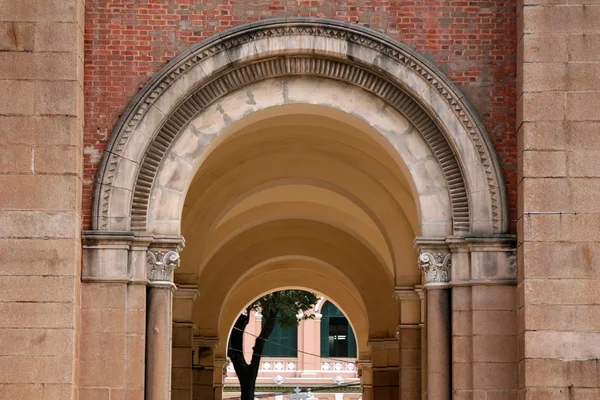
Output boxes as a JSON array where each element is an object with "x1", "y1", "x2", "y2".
[{"x1": 82, "y1": 18, "x2": 517, "y2": 400}]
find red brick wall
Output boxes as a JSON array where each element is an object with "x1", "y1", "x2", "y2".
[{"x1": 84, "y1": 0, "x2": 517, "y2": 230}]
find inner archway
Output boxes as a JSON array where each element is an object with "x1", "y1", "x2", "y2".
[{"x1": 221, "y1": 288, "x2": 363, "y2": 399}]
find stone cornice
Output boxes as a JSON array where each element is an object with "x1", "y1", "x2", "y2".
[
  {"x1": 174, "y1": 284, "x2": 201, "y2": 301},
  {"x1": 193, "y1": 335, "x2": 220, "y2": 348},
  {"x1": 392, "y1": 287, "x2": 420, "y2": 302},
  {"x1": 368, "y1": 338, "x2": 398, "y2": 349}
]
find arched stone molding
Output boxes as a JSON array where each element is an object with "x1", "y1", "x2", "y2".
[{"x1": 94, "y1": 17, "x2": 508, "y2": 237}]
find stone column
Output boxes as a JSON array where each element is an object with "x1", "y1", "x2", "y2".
[
  {"x1": 172, "y1": 285, "x2": 200, "y2": 400},
  {"x1": 393, "y1": 287, "x2": 422, "y2": 400},
  {"x1": 146, "y1": 247, "x2": 181, "y2": 400},
  {"x1": 192, "y1": 336, "x2": 220, "y2": 400},
  {"x1": 357, "y1": 360, "x2": 373, "y2": 400},
  {"x1": 417, "y1": 244, "x2": 451, "y2": 400}
]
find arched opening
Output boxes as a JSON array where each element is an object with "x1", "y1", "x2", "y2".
[
  {"x1": 83, "y1": 18, "x2": 515, "y2": 400},
  {"x1": 320, "y1": 301, "x2": 358, "y2": 359},
  {"x1": 221, "y1": 290, "x2": 362, "y2": 399}
]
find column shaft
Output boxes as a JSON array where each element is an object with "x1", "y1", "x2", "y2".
[
  {"x1": 426, "y1": 287, "x2": 451, "y2": 400},
  {"x1": 146, "y1": 285, "x2": 175, "y2": 400}
]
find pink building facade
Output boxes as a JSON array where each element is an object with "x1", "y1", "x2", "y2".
[{"x1": 224, "y1": 298, "x2": 362, "y2": 399}]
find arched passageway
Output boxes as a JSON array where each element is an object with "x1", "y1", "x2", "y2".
[{"x1": 82, "y1": 18, "x2": 517, "y2": 400}]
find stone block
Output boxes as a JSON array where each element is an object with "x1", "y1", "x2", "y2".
[
  {"x1": 452, "y1": 286, "x2": 472, "y2": 311},
  {"x1": 171, "y1": 367, "x2": 192, "y2": 390},
  {"x1": 487, "y1": 391, "x2": 519, "y2": 400},
  {"x1": 521, "y1": 62, "x2": 567, "y2": 92},
  {"x1": 0, "y1": 276, "x2": 75, "y2": 302},
  {"x1": 0, "y1": 22, "x2": 34, "y2": 51},
  {"x1": 569, "y1": 33, "x2": 600, "y2": 62},
  {"x1": 569, "y1": 121, "x2": 600, "y2": 150},
  {"x1": 82, "y1": 282, "x2": 127, "y2": 309},
  {"x1": 473, "y1": 362, "x2": 518, "y2": 390},
  {"x1": 0, "y1": 81, "x2": 34, "y2": 115},
  {"x1": 34, "y1": 145, "x2": 80, "y2": 174},
  {"x1": 519, "y1": 178, "x2": 569, "y2": 215},
  {"x1": 523, "y1": 304, "x2": 600, "y2": 331},
  {"x1": 0, "y1": 52, "x2": 77, "y2": 80},
  {"x1": 34, "y1": 22, "x2": 78, "y2": 52},
  {"x1": 473, "y1": 335, "x2": 517, "y2": 363},
  {"x1": 0, "y1": 144, "x2": 31, "y2": 173},
  {"x1": 517, "y1": 121, "x2": 567, "y2": 153},
  {"x1": 519, "y1": 214, "x2": 600, "y2": 243},
  {"x1": 520, "y1": 241, "x2": 600, "y2": 279},
  {"x1": 0, "y1": 328, "x2": 74, "y2": 356},
  {"x1": 172, "y1": 347, "x2": 193, "y2": 368},
  {"x1": 453, "y1": 310, "x2": 473, "y2": 336},
  {"x1": 173, "y1": 324, "x2": 193, "y2": 347},
  {"x1": 0, "y1": 302, "x2": 74, "y2": 328},
  {"x1": 524, "y1": 331, "x2": 600, "y2": 359},
  {"x1": 35, "y1": 80, "x2": 79, "y2": 116},
  {"x1": 0, "y1": 384, "x2": 43, "y2": 399},
  {"x1": 522, "y1": 358, "x2": 599, "y2": 387},
  {"x1": 0, "y1": 175, "x2": 78, "y2": 211},
  {"x1": 0, "y1": 0, "x2": 78, "y2": 22},
  {"x1": 568, "y1": 63, "x2": 600, "y2": 91},
  {"x1": 452, "y1": 336, "x2": 473, "y2": 363},
  {"x1": 472, "y1": 310, "x2": 517, "y2": 336},
  {"x1": 523, "y1": 388, "x2": 569, "y2": 400},
  {"x1": 39, "y1": 384, "x2": 73, "y2": 399},
  {"x1": 521, "y1": 33, "x2": 568, "y2": 62},
  {"x1": 78, "y1": 388, "x2": 110, "y2": 400},
  {"x1": 101, "y1": 308, "x2": 127, "y2": 334},
  {"x1": 0, "y1": 115, "x2": 79, "y2": 146},
  {"x1": 472, "y1": 286, "x2": 516, "y2": 311},
  {"x1": 568, "y1": 150, "x2": 600, "y2": 177},
  {"x1": 0, "y1": 355, "x2": 73, "y2": 384},
  {"x1": 524, "y1": 278, "x2": 600, "y2": 305},
  {"x1": 126, "y1": 309, "x2": 145, "y2": 334},
  {"x1": 127, "y1": 285, "x2": 146, "y2": 310},
  {"x1": 123, "y1": 389, "x2": 144, "y2": 400},
  {"x1": 0, "y1": 210, "x2": 78, "y2": 238},
  {"x1": 452, "y1": 362, "x2": 473, "y2": 390},
  {"x1": 79, "y1": 360, "x2": 125, "y2": 387},
  {"x1": 81, "y1": 308, "x2": 102, "y2": 334},
  {"x1": 522, "y1": 5, "x2": 600, "y2": 34},
  {"x1": 518, "y1": 92, "x2": 565, "y2": 122},
  {"x1": 520, "y1": 150, "x2": 566, "y2": 178},
  {"x1": 125, "y1": 360, "x2": 145, "y2": 389},
  {"x1": 567, "y1": 92, "x2": 600, "y2": 121},
  {"x1": 125, "y1": 335, "x2": 145, "y2": 362}
]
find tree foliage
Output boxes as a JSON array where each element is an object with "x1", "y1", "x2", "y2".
[{"x1": 228, "y1": 290, "x2": 319, "y2": 400}]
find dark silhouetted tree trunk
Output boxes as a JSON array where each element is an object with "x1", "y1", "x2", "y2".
[{"x1": 229, "y1": 305, "x2": 277, "y2": 400}]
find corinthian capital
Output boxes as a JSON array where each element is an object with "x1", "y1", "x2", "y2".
[
  {"x1": 418, "y1": 252, "x2": 451, "y2": 284},
  {"x1": 147, "y1": 250, "x2": 180, "y2": 283}
]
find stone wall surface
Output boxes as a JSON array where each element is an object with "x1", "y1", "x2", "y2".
[
  {"x1": 82, "y1": 0, "x2": 518, "y2": 230},
  {"x1": 518, "y1": 1, "x2": 600, "y2": 398},
  {"x1": 0, "y1": 0, "x2": 84, "y2": 398}
]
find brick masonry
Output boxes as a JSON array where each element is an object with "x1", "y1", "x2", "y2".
[{"x1": 82, "y1": 0, "x2": 518, "y2": 230}]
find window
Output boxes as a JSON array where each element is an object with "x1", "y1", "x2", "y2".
[
  {"x1": 320, "y1": 301, "x2": 357, "y2": 358},
  {"x1": 261, "y1": 318, "x2": 298, "y2": 357}
]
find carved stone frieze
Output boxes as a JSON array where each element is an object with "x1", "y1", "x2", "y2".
[
  {"x1": 147, "y1": 250, "x2": 180, "y2": 283},
  {"x1": 418, "y1": 252, "x2": 451, "y2": 284}
]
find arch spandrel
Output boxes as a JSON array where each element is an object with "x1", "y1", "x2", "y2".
[{"x1": 94, "y1": 18, "x2": 508, "y2": 236}]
